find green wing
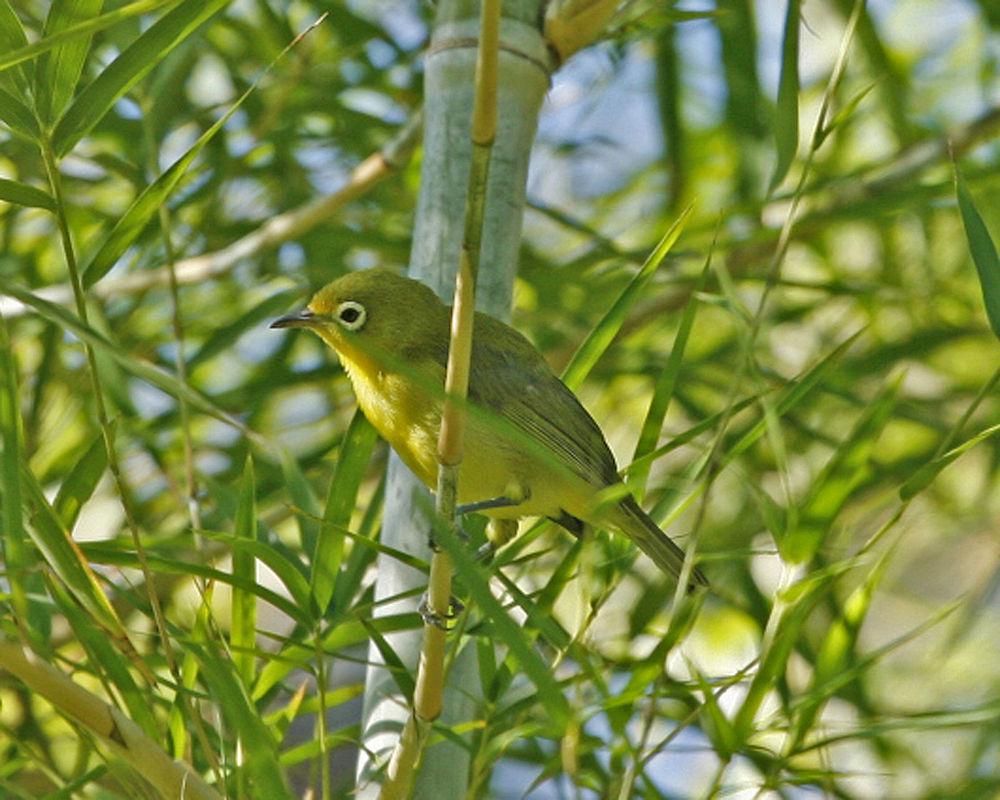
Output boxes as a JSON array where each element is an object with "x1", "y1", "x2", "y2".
[{"x1": 466, "y1": 313, "x2": 620, "y2": 488}]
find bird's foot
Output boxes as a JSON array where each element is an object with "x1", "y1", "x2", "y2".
[{"x1": 418, "y1": 593, "x2": 464, "y2": 631}]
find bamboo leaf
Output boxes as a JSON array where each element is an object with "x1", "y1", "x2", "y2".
[
  {"x1": 33, "y1": 0, "x2": 104, "y2": 124},
  {"x1": 0, "y1": 315, "x2": 29, "y2": 621},
  {"x1": 723, "y1": 329, "x2": 864, "y2": 468},
  {"x1": 52, "y1": 0, "x2": 229, "y2": 157},
  {"x1": 53, "y1": 433, "x2": 107, "y2": 529},
  {"x1": 232, "y1": 456, "x2": 258, "y2": 687},
  {"x1": 432, "y1": 515, "x2": 571, "y2": 728},
  {"x1": 197, "y1": 528, "x2": 312, "y2": 615},
  {"x1": 0, "y1": 1, "x2": 30, "y2": 96},
  {"x1": 955, "y1": 165, "x2": 1000, "y2": 339},
  {"x1": 781, "y1": 374, "x2": 900, "y2": 563},
  {"x1": 768, "y1": 0, "x2": 801, "y2": 192},
  {"x1": 814, "y1": 81, "x2": 876, "y2": 149},
  {"x1": 0, "y1": 279, "x2": 248, "y2": 435},
  {"x1": 0, "y1": 86, "x2": 39, "y2": 139},
  {"x1": 187, "y1": 290, "x2": 300, "y2": 371},
  {"x1": 83, "y1": 542, "x2": 307, "y2": 623},
  {"x1": 0, "y1": 0, "x2": 172, "y2": 76},
  {"x1": 253, "y1": 612, "x2": 419, "y2": 701},
  {"x1": 313, "y1": 410, "x2": 377, "y2": 613},
  {"x1": 193, "y1": 644, "x2": 296, "y2": 800},
  {"x1": 0, "y1": 178, "x2": 54, "y2": 211},
  {"x1": 19, "y1": 465, "x2": 124, "y2": 634},
  {"x1": 900, "y1": 421, "x2": 1000, "y2": 500},
  {"x1": 561, "y1": 205, "x2": 692, "y2": 391},
  {"x1": 630, "y1": 253, "x2": 710, "y2": 492},
  {"x1": 46, "y1": 578, "x2": 158, "y2": 736}
]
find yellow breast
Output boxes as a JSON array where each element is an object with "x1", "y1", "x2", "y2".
[{"x1": 338, "y1": 350, "x2": 441, "y2": 486}]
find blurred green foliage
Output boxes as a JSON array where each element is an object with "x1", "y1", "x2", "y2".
[{"x1": 0, "y1": 0, "x2": 999, "y2": 798}]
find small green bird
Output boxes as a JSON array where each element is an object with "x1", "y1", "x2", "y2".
[{"x1": 272, "y1": 268, "x2": 706, "y2": 588}]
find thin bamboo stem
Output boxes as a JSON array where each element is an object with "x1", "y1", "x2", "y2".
[{"x1": 377, "y1": 1, "x2": 501, "y2": 796}]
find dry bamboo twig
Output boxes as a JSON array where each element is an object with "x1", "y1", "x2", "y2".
[{"x1": 0, "y1": 637, "x2": 222, "y2": 800}]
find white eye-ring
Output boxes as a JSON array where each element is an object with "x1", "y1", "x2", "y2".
[{"x1": 335, "y1": 300, "x2": 366, "y2": 331}]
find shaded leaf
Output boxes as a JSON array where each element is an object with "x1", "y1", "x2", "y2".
[
  {"x1": 768, "y1": 0, "x2": 801, "y2": 192},
  {"x1": 0, "y1": 178, "x2": 54, "y2": 211},
  {"x1": 53, "y1": 433, "x2": 107, "y2": 529},
  {"x1": 955, "y1": 165, "x2": 1000, "y2": 339},
  {"x1": 232, "y1": 456, "x2": 258, "y2": 687}
]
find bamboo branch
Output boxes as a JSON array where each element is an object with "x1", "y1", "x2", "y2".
[
  {"x1": 377, "y1": 2, "x2": 500, "y2": 797},
  {"x1": 0, "y1": 637, "x2": 222, "y2": 800},
  {"x1": 0, "y1": 113, "x2": 420, "y2": 318},
  {"x1": 544, "y1": 0, "x2": 618, "y2": 64}
]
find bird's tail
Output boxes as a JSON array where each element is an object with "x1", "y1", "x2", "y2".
[{"x1": 614, "y1": 496, "x2": 708, "y2": 589}]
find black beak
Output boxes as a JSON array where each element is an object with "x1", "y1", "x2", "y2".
[{"x1": 271, "y1": 309, "x2": 315, "y2": 330}]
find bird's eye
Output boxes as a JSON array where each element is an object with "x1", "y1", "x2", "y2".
[{"x1": 335, "y1": 301, "x2": 366, "y2": 331}]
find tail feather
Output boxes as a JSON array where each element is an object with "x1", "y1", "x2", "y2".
[{"x1": 615, "y1": 496, "x2": 708, "y2": 589}]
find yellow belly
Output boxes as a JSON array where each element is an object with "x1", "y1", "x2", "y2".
[{"x1": 341, "y1": 354, "x2": 593, "y2": 521}]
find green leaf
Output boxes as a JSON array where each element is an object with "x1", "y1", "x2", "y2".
[
  {"x1": 187, "y1": 290, "x2": 300, "y2": 371},
  {"x1": 814, "y1": 81, "x2": 876, "y2": 149},
  {"x1": 0, "y1": 0, "x2": 172, "y2": 77},
  {"x1": 253, "y1": 612, "x2": 419, "y2": 701},
  {"x1": 0, "y1": 178, "x2": 54, "y2": 211},
  {"x1": 0, "y1": 86, "x2": 39, "y2": 139},
  {"x1": 197, "y1": 528, "x2": 311, "y2": 615},
  {"x1": 781, "y1": 374, "x2": 900, "y2": 563},
  {"x1": 561, "y1": 205, "x2": 693, "y2": 391},
  {"x1": 900, "y1": 421, "x2": 1000, "y2": 500},
  {"x1": 18, "y1": 464, "x2": 124, "y2": 634},
  {"x1": 790, "y1": 548, "x2": 891, "y2": 748},
  {"x1": 313, "y1": 410, "x2": 377, "y2": 613},
  {"x1": 0, "y1": 315, "x2": 29, "y2": 621},
  {"x1": 630, "y1": 252, "x2": 710, "y2": 492},
  {"x1": 52, "y1": 0, "x2": 229, "y2": 157},
  {"x1": 83, "y1": 542, "x2": 307, "y2": 623},
  {"x1": 431, "y1": 515, "x2": 571, "y2": 728},
  {"x1": 0, "y1": 1, "x2": 31, "y2": 96},
  {"x1": 193, "y1": 643, "x2": 296, "y2": 800},
  {"x1": 768, "y1": 0, "x2": 801, "y2": 192},
  {"x1": 955, "y1": 165, "x2": 1000, "y2": 339},
  {"x1": 46, "y1": 578, "x2": 158, "y2": 737},
  {"x1": 733, "y1": 564, "x2": 848, "y2": 741},
  {"x1": 53, "y1": 433, "x2": 107, "y2": 529},
  {"x1": 232, "y1": 456, "x2": 258, "y2": 687},
  {"x1": 277, "y1": 448, "x2": 321, "y2": 557},
  {"x1": 33, "y1": 0, "x2": 104, "y2": 124},
  {"x1": 0, "y1": 279, "x2": 248, "y2": 435},
  {"x1": 79, "y1": 23, "x2": 267, "y2": 289},
  {"x1": 723, "y1": 329, "x2": 864, "y2": 468}
]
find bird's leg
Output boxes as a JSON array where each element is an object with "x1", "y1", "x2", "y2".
[
  {"x1": 455, "y1": 495, "x2": 519, "y2": 515},
  {"x1": 418, "y1": 592, "x2": 465, "y2": 631},
  {"x1": 457, "y1": 480, "x2": 529, "y2": 516},
  {"x1": 475, "y1": 518, "x2": 518, "y2": 563}
]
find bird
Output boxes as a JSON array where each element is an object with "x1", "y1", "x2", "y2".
[{"x1": 272, "y1": 268, "x2": 707, "y2": 588}]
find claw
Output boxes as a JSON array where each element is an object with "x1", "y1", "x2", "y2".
[{"x1": 418, "y1": 593, "x2": 465, "y2": 631}]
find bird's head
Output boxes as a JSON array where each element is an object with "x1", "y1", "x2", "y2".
[{"x1": 271, "y1": 268, "x2": 448, "y2": 368}]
